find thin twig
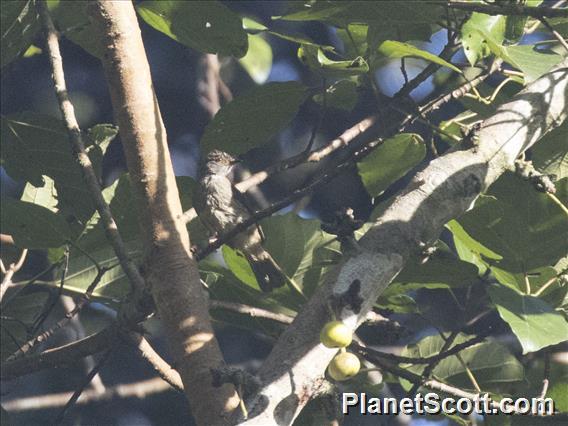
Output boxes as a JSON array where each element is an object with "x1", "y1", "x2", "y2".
[
  {"x1": 35, "y1": 0, "x2": 145, "y2": 294},
  {"x1": 352, "y1": 332, "x2": 487, "y2": 365},
  {"x1": 540, "y1": 352, "x2": 551, "y2": 399},
  {"x1": 0, "y1": 248, "x2": 28, "y2": 302},
  {"x1": 407, "y1": 330, "x2": 460, "y2": 396},
  {"x1": 6, "y1": 265, "x2": 109, "y2": 362},
  {"x1": 53, "y1": 349, "x2": 112, "y2": 424},
  {"x1": 1, "y1": 325, "x2": 117, "y2": 380}
]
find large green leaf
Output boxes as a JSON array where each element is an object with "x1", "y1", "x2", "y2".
[
  {"x1": 357, "y1": 133, "x2": 425, "y2": 197},
  {"x1": 47, "y1": 0, "x2": 103, "y2": 58},
  {"x1": 239, "y1": 33, "x2": 272, "y2": 84},
  {"x1": 461, "y1": 13, "x2": 506, "y2": 66},
  {"x1": 1, "y1": 199, "x2": 71, "y2": 248},
  {"x1": 532, "y1": 122, "x2": 568, "y2": 179},
  {"x1": 455, "y1": 173, "x2": 568, "y2": 274},
  {"x1": 401, "y1": 334, "x2": 525, "y2": 393},
  {"x1": 484, "y1": 41, "x2": 563, "y2": 83},
  {"x1": 376, "y1": 41, "x2": 461, "y2": 74},
  {"x1": 1, "y1": 114, "x2": 116, "y2": 223},
  {"x1": 488, "y1": 283, "x2": 568, "y2": 354},
  {"x1": 260, "y1": 213, "x2": 334, "y2": 293},
  {"x1": 137, "y1": 0, "x2": 247, "y2": 57},
  {"x1": 1, "y1": 0, "x2": 39, "y2": 69},
  {"x1": 200, "y1": 81, "x2": 308, "y2": 155}
]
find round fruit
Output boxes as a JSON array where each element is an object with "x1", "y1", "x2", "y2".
[
  {"x1": 327, "y1": 352, "x2": 361, "y2": 381},
  {"x1": 320, "y1": 321, "x2": 352, "y2": 348}
]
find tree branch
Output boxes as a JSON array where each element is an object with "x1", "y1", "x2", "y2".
[
  {"x1": 238, "y1": 59, "x2": 568, "y2": 425},
  {"x1": 35, "y1": 0, "x2": 146, "y2": 296},
  {"x1": 1, "y1": 326, "x2": 116, "y2": 380},
  {"x1": 87, "y1": 2, "x2": 239, "y2": 423}
]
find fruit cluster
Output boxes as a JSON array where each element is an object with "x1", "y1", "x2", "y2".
[{"x1": 320, "y1": 321, "x2": 360, "y2": 381}]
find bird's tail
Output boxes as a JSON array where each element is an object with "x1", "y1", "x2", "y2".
[{"x1": 245, "y1": 250, "x2": 285, "y2": 293}]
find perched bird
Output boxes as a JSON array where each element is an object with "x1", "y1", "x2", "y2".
[{"x1": 194, "y1": 150, "x2": 285, "y2": 292}]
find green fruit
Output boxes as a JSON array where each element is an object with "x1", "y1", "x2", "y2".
[
  {"x1": 327, "y1": 352, "x2": 361, "y2": 381},
  {"x1": 320, "y1": 321, "x2": 352, "y2": 348}
]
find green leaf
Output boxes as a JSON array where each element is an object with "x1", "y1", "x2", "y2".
[
  {"x1": 491, "y1": 44, "x2": 563, "y2": 83},
  {"x1": 298, "y1": 44, "x2": 369, "y2": 77},
  {"x1": 532, "y1": 122, "x2": 568, "y2": 179},
  {"x1": 504, "y1": 15, "x2": 528, "y2": 45},
  {"x1": 1, "y1": 114, "x2": 114, "y2": 224},
  {"x1": 239, "y1": 33, "x2": 272, "y2": 84},
  {"x1": 336, "y1": 24, "x2": 368, "y2": 58},
  {"x1": 202, "y1": 259, "x2": 294, "y2": 335},
  {"x1": 488, "y1": 283, "x2": 568, "y2": 354},
  {"x1": 268, "y1": 30, "x2": 334, "y2": 51},
  {"x1": 461, "y1": 13, "x2": 506, "y2": 66},
  {"x1": 137, "y1": 0, "x2": 247, "y2": 57},
  {"x1": 20, "y1": 176, "x2": 58, "y2": 212},
  {"x1": 357, "y1": 133, "x2": 425, "y2": 197},
  {"x1": 386, "y1": 241, "x2": 480, "y2": 292},
  {"x1": 47, "y1": 0, "x2": 103, "y2": 58},
  {"x1": 1, "y1": 199, "x2": 71, "y2": 248},
  {"x1": 200, "y1": 81, "x2": 308, "y2": 155},
  {"x1": 313, "y1": 79, "x2": 358, "y2": 111},
  {"x1": 401, "y1": 334, "x2": 525, "y2": 392},
  {"x1": 38, "y1": 243, "x2": 141, "y2": 304},
  {"x1": 217, "y1": 213, "x2": 335, "y2": 310},
  {"x1": 376, "y1": 40, "x2": 461, "y2": 74},
  {"x1": 547, "y1": 382, "x2": 568, "y2": 413},
  {"x1": 260, "y1": 213, "x2": 334, "y2": 293},
  {"x1": 280, "y1": 1, "x2": 443, "y2": 25},
  {"x1": 447, "y1": 218, "x2": 502, "y2": 275},
  {"x1": 376, "y1": 293, "x2": 418, "y2": 314},
  {"x1": 455, "y1": 173, "x2": 568, "y2": 273},
  {"x1": 1, "y1": 0, "x2": 39, "y2": 68}
]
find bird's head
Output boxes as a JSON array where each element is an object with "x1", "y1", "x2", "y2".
[{"x1": 201, "y1": 149, "x2": 239, "y2": 176}]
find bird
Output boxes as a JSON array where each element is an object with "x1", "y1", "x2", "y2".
[{"x1": 193, "y1": 150, "x2": 285, "y2": 292}]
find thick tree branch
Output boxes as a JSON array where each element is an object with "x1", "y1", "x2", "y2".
[
  {"x1": 239, "y1": 60, "x2": 568, "y2": 425},
  {"x1": 87, "y1": 2, "x2": 238, "y2": 424}
]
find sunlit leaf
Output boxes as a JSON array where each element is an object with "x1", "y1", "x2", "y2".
[
  {"x1": 489, "y1": 283, "x2": 568, "y2": 354},
  {"x1": 137, "y1": 0, "x2": 247, "y2": 57}
]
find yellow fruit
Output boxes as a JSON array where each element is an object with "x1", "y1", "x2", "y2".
[
  {"x1": 327, "y1": 352, "x2": 361, "y2": 381},
  {"x1": 320, "y1": 321, "x2": 352, "y2": 348}
]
